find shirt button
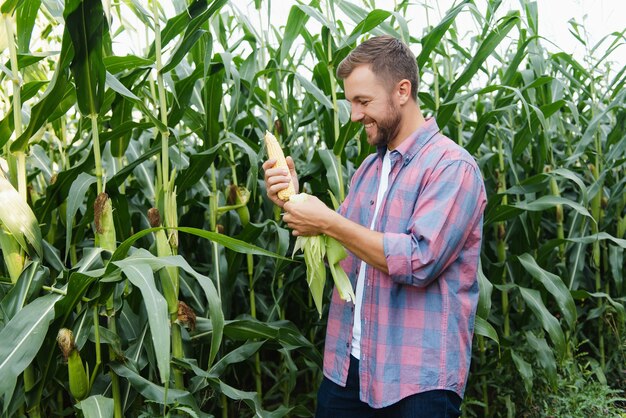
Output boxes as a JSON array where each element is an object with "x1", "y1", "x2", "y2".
[
  {"x1": 346, "y1": 343, "x2": 350, "y2": 348},
  {"x1": 369, "y1": 200, "x2": 374, "y2": 205}
]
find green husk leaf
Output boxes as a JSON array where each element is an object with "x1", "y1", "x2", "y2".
[{"x1": 290, "y1": 193, "x2": 355, "y2": 316}]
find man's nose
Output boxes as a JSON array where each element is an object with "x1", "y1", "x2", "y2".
[{"x1": 350, "y1": 104, "x2": 363, "y2": 122}]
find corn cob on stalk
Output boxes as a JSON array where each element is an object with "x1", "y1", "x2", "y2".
[
  {"x1": 94, "y1": 192, "x2": 116, "y2": 252},
  {"x1": 264, "y1": 130, "x2": 295, "y2": 201},
  {"x1": 57, "y1": 328, "x2": 90, "y2": 401},
  {"x1": 0, "y1": 228, "x2": 24, "y2": 283}
]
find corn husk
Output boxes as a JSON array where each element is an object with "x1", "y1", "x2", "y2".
[
  {"x1": 57, "y1": 328, "x2": 89, "y2": 401},
  {"x1": 0, "y1": 172, "x2": 43, "y2": 258},
  {"x1": 94, "y1": 192, "x2": 116, "y2": 252},
  {"x1": 290, "y1": 193, "x2": 355, "y2": 317}
]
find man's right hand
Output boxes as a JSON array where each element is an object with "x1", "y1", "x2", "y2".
[{"x1": 262, "y1": 156, "x2": 299, "y2": 208}]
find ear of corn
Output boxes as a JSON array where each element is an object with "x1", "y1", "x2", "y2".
[
  {"x1": 0, "y1": 228, "x2": 25, "y2": 283},
  {"x1": 94, "y1": 192, "x2": 116, "y2": 252},
  {"x1": 0, "y1": 172, "x2": 43, "y2": 258},
  {"x1": 57, "y1": 328, "x2": 89, "y2": 401},
  {"x1": 264, "y1": 130, "x2": 295, "y2": 201}
]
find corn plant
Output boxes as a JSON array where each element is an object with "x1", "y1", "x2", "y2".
[{"x1": 0, "y1": 0, "x2": 624, "y2": 417}]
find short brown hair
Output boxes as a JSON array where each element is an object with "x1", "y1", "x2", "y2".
[{"x1": 337, "y1": 35, "x2": 419, "y2": 100}]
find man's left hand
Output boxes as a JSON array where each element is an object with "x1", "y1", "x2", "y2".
[{"x1": 283, "y1": 195, "x2": 335, "y2": 236}]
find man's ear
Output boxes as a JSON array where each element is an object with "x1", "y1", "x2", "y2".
[{"x1": 396, "y1": 79, "x2": 411, "y2": 104}]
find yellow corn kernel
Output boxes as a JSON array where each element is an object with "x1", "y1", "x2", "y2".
[{"x1": 264, "y1": 130, "x2": 295, "y2": 201}]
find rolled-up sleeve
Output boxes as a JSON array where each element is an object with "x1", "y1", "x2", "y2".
[{"x1": 383, "y1": 160, "x2": 486, "y2": 287}]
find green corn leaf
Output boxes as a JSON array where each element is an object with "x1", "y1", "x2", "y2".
[
  {"x1": 511, "y1": 350, "x2": 533, "y2": 394},
  {"x1": 16, "y1": 0, "x2": 40, "y2": 52},
  {"x1": 0, "y1": 292, "x2": 63, "y2": 399},
  {"x1": 417, "y1": 0, "x2": 470, "y2": 69},
  {"x1": 0, "y1": 0, "x2": 19, "y2": 14},
  {"x1": 65, "y1": 173, "x2": 97, "y2": 261},
  {"x1": 513, "y1": 195, "x2": 593, "y2": 219},
  {"x1": 204, "y1": 68, "x2": 224, "y2": 149},
  {"x1": 208, "y1": 341, "x2": 265, "y2": 377},
  {"x1": 278, "y1": 5, "x2": 309, "y2": 64},
  {"x1": 0, "y1": 261, "x2": 47, "y2": 323},
  {"x1": 114, "y1": 249, "x2": 224, "y2": 367},
  {"x1": 54, "y1": 270, "x2": 99, "y2": 326},
  {"x1": 76, "y1": 395, "x2": 114, "y2": 418},
  {"x1": 105, "y1": 72, "x2": 166, "y2": 133},
  {"x1": 437, "y1": 11, "x2": 521, "y2": 127},
  {"x1": 446, "y1": 12, "x2": 520, "y2": 101},
  {"x1": 476, "y1": 262, "x2": 493, "y2": 319},
  {"x1": 161, "y1": 28, "x2": 206, "y2": 74},
  {"x1": 103, "y1": 54, "x2": 153, "y2": 74},
  {"x1": 336, "y1": 4, "x2": 395, "y2": 48},
  {"x1": 11, "y1": 39, "x2": 73, "y2": 152},
  {"x1": 571, "y1": 290, "x2": 625, "y2": 320},
  {"x1": 343, "y1": 9, "x2": 392, "y2": 48},
  {"x1": 173, "y1": 355, "x2": 284, "y2": 418},
  {"x1": 318, "y1": 150, "x2": 342, "y2": 202},
  {"x1": 110, "y1": 363, "x2": 200, "y2": 410},
  {"x1": 0, "y1": 80, "x2": 47, "y2": 148},
  {"x1": 518, "y1": 253, "x2": 577, "y2": 329},
  {"x1": 115, "y1": 262, "x2": 170, "y2": 384},
  {"x1": 519, "y1": 286, "x2": 566, "y2": 359},
  {"x1": 65, "y1": 0, "x2": 108, "y2": 117},
  {"x1": 525, "y1": 331, "x2": 557, "y2": 388},
  {"x1": 609, "y1": 245, "x2": 623, "y2": 291},
  {"x1": 473, "y1": 316, "x2": 499, "y2": 347},
  {"x1": 296, "y1": 73, "x2": 333, "y2": 109}
]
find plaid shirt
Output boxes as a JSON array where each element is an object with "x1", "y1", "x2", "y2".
[{"x1": 325, "y1": 118, "x2": 487, "y2": 408}]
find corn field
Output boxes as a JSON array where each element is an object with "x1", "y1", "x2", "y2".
[{"x1": 0, "y1": 0, "x2": 624, "y2": 416}]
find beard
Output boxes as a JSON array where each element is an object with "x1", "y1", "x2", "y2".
[{"x1": 365, "y1": 100, "x2": 402, "y2": 147}]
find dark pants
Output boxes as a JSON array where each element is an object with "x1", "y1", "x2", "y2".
[{"x1": 316, "y1": 355, "x2": 461, "y2": 418}]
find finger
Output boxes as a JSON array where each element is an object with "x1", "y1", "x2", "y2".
[
  {"x1": 266, "y1": 174, "x2": 292, "y2": 188},
  {"x1": 264, "y1": 168, "x2": 290, "y2": 182},
  {"x1": 262, "y1": 159, "x2": 277, "y2": 171},
  {"x1": 269, "y1": 183, "x2": 293, "y2": 197}
]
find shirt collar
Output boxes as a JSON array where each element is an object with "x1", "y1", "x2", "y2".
[{"x1": 376, "y1": 117, "x2": 440, "y2": 162}]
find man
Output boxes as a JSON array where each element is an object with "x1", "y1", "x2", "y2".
[{"x1": 263, "y1": 35, "x2": 486, "y2": 418}]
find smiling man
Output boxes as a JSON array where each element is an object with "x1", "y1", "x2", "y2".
[{"x1": 263, "y1": 35, "x2": 487, "y2": 418}]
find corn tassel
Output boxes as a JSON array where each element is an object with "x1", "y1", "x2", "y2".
[
  {"x1": 264, "y1": 130, "x2": 295, "y2": 201},
  {"x1": 57, "y1": 328, "x2": 89, "y2": 401}
]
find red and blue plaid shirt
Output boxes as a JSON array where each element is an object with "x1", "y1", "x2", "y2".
[{"x1": 325, "y1": 118, "x2": 487, "y2": 408}]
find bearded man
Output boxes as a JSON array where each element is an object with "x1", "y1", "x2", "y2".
[{"x1": 263, "y1": 35, "x2": 487, "y2": 418}]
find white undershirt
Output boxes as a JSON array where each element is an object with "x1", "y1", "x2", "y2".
[{"x1": 351, "y1": 150, "x2": 392, "y2": 359}]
